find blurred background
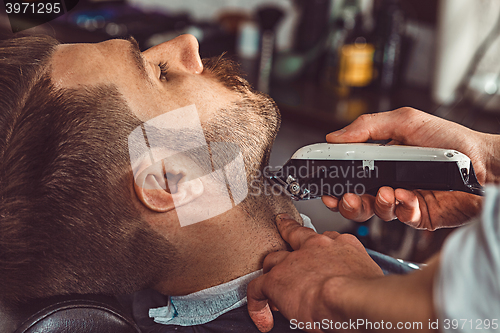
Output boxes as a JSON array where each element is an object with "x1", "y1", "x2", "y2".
[{"x1": 2, "y1": 0, "x2": 500, "y2": 262}]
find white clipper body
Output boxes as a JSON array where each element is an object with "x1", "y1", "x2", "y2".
[{"x1": 270, "y1": 143, "x2": 484, "y2": 200}]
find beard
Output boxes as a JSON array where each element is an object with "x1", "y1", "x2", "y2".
[
  {"x1": 201, "y1": 56, "x2": 281, "y2": 179},
  {"x1": 202, "y1": 94, "x2": 280, "y2": 178},
  {"x1": 200, "y1": 56, "x2": 299, "y2": 227}
]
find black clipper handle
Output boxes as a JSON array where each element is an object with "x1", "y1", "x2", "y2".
[{"x1": 270, "y1": 159, "x2": 484, "y2": 201}]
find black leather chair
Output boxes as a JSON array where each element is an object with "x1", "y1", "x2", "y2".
[{"x1": 0, "y1": 294, "x2": 141, "y2": 333}]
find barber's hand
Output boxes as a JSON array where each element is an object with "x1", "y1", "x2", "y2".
[
  {"x1": 247, "y1": 214, "x2": 383, "y2": 332},
  {"x1": 322, "y1": 107, "x2": 498, "y2": 230}
]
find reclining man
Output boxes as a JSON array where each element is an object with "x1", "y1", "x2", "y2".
[{"x1": 0, "y1": 34, "x2": 409, "y2": 332}]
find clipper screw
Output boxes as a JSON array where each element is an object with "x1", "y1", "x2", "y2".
[{"x1": 289, "y1": 182, "x2": 301, "y2": 195}]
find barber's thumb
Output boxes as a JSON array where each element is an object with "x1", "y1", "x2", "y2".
[
  {"x1": 276, "y1": 213, "x2": 293, "y2": 222},
  {"x1": 326, "y1": 127, "x2": 360, "y2": 143},
  {"x1": 326, "y1": 128, "x2": 347, "y2": 141},
  {"x1": 276, "y1": 213, "x2": 302, "y2": 230}
]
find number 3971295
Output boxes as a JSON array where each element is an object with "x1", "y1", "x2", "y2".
[{"x1": 5, "y1": 2, "x2": 61, "y2": 15}]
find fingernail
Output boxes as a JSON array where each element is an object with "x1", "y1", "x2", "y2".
[
  {"x1": 329, "y1": 128, "x2": 346, "y2": 137},
  {"x1": 378, "y1": 195, "x2": 390, "y2": 205},
  {"x1": 342, "y1": 200, "x2": 354, "y2": 212},
  {"x1": 276, "y1": 213, "x2": 292, "y2": 221}
]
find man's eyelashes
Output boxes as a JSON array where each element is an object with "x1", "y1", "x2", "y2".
[{"x1": 158, "y1": 61, "x2": 169, "y2": 81}]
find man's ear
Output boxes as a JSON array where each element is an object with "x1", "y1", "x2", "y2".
[{"x1": 134, "y1": 162, "x2": 204, "y2": 213}]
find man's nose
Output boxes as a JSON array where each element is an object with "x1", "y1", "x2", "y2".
[{"x1": 144, "y1": 34, "x2": 203, "y2": 74}]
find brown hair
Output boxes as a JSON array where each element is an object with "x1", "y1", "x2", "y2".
[{"x1": 0, "y1": 35, "x2": 176, "y2": 303}]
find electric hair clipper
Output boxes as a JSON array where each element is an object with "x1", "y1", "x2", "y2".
[{"x1": 269, "y1": 143, "x2": 484, "y2": 201}]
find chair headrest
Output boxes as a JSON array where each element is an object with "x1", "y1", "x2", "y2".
[{"x1": 0, "y1": 294, "x2": 141, "y2": 333}]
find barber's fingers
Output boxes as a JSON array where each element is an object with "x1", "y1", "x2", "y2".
[
  {"x1": 325, "y1": 108, "x2": 422, "y2": 144},
  {"x1": 247, "y1": 276, "x2": 274, "y2": 332},
  {"x1": 338, "y1": 193, "x2": 376, "y2": 222},
  {"x1": 322, "y1": 195, "x2": 339, "y2": 212},
  {"x1": 276, "y1": 214, "x2": 318, "y2": 250},
  {"x1": 323, "y1": 193, "x2": 376, "y2": 222},
  {"x1": 373, "y1": 187, "x2": 397, "y2": 221},
  {"x1": 387, "y1": 139, "x2": 401, "y2": 145},
  {"x1": 262, "y1": 251, "x2": 289, "y2": 274},
  {"x1": 394, "y1": 188, "x2": 421, "y2": 227},
  {"x1": 268, "y1": 300, "x2": 279, "y2": 312},
  {"x1": 324, "y1": 187, "x2": 422, "y2": 226}
]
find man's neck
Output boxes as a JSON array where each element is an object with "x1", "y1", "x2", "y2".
[{"x1": 154, "y1": 183, "x2": 300, "y2": 296}]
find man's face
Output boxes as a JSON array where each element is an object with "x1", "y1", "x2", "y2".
[
  {"x1": 50, "y1": 35, "x2": 279, "y2": 173},
  {"x1": 46, "y1": 35, "x2": 287, "y2": 293}
]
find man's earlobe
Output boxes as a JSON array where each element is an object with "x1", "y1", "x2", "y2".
[{"x1": 134, "y1": 164, "x2": 204, "y2": 213}]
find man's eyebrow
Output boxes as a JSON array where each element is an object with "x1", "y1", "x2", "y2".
[{"x1": 126, "y1": 36, "x2": 153, "y2": 85}]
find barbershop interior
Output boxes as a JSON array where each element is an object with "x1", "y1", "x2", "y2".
[
  {"x1": 0, "y1": 0, "x2": 499, "y2": 332},
  {"x1": 0, "y1": 0, "x2": 498, "y2": 273}
]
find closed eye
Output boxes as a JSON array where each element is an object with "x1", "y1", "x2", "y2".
[{"x1": 158, "y1": 61, "x2": 169, "y2": 81}]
